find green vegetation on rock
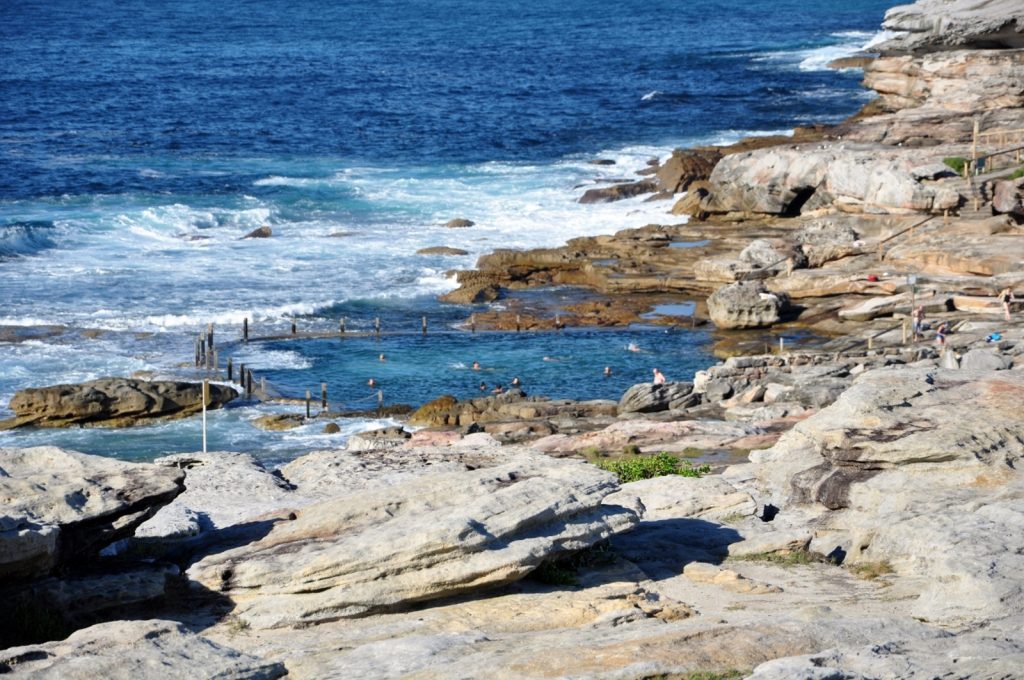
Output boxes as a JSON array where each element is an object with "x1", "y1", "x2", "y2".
[
  {"x1": 943, "y1": 156, "x2": 968, "y2": 174},
  {"x1": 596, "y1": 453, "x2": 710, "y2": 483},
  {"x1": 728, "y1": 549, "x2": 822, "y2": 567}
]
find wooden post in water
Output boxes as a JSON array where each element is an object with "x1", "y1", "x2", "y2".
[
  {"x1": 201, "y1": 379, "x2": 209, "y2": 454},
  {"x1": 199, "y1": 336, "x2": 206, "y2": 367},
  {"x1": 194, "y1": 338, "x2": 201, "y2": 367},
  {"x1": 340, "y1": 317, "x2": 346, "y2": 334},
  {"x1": 246, "y1": 369, "x2": 253, "y2": 397},
  {"x1": 422, "y1": 316, "x2": 427, "y2": 336},
  {"x1": 305, "y1": 390, "x2": 311, "y2": 419},
  {"x1": 238, "y1": 363, "x2": 245, "y2": 386},
  {"x1": 321, "y1": 382, "x2": 327, "y2": 409},
  {"x1": 207, "y1": 323, "x2": 214, "y2": 353},
  {"x1": 377, "y1": 389, "x2": 383, "y2": 418},
  {"x1": 243, "y1": 317, "x2": 249, "y2": 343},
  {"x1": 227, "y1": 358, "x2": 233, "y2": 381},
  {"x1": 375, "y1": 317, "x2": 381, "y2": 337},
  {"x1": 210, "y1": 349, "x2": 218, "y2": 372},
  {"x1": 291, "y1": 320, "x2": 297, "y2": 335}
]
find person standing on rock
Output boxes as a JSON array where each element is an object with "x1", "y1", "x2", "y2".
[
  {"x1": 652, "y1": 368, "x2": 666, "y2": 385},
  {"x1": 999, "y1": 287, "x2": 1014, "y2": 321},
  {"x1": 912, "y1": 306, "x2": 925, "y2": 341}
]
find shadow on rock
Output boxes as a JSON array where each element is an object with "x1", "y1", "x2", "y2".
[{"x1": 611, "y1": 517, "x2": 743, "y2": 581}]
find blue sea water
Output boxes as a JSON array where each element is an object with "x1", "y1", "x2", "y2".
[{"x1": 0, "y1": 0, "x2": 896, "y2": 461}]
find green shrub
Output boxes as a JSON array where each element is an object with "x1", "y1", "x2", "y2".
[
  {"x1": 596, "y1": 453, "x2": 710, "y2": 483},
  {"x1": 1008, "y1": 165, "x2": 1024, "y2": 180},
  {"x1": 943, "y1": 156, "x2": 968, "y2": 174}
]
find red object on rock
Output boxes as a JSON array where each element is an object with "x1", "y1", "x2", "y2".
[{"x1": 867, "y1": 274, "x2": 878, "y2": 282}]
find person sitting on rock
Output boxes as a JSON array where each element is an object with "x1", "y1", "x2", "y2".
[
  {"x1": 491, "y1": 384, "x2": 504, "y2": 394},
  {"x1": 652, "y1": 368, "x2": 666, "y2": 385},
  {"x1": 510, "y1": 376, "x2": 521, "y2": 388}
]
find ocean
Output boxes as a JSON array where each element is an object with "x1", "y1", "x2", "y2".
[{"x1": 0, "y1": 0, "x2": 896, "y2": 463}]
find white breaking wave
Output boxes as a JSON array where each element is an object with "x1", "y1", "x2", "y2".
[{"x1": 798, "y1": 30, "x2": 891, "y2": 72}]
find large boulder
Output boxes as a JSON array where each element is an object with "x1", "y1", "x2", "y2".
[
  {"x1": 618, "y1": 382, "x2": 697, "y2": 414},
  {"x1": 1, "y1": 378, "x2": 237, "y2": 429},
  {"x1": 133, "y1": 452, "x2": 296, "y2": 551},
  {"x1": 703, "y1": 145, "x2": 962, "y2": 216},
  {"x1": 993, "y1": 177, "x2": 1024, "y2": 217},
  {"x1": 959, "y1": 347, "x2": 1011, "y2": 371},
  {"x1": 707, "y1": 282, "x2": 788, "y2": 329},
  {"x1": 186, "y1": 453, "x2": 640, "y2": 628},
  {"x1": 728, "y1": 368, "x2": 1024, "y2": 626},
  {"x1": 655, "y1": 149, "x2": 721, "y2": 193},
  {"x1": 0, "y1": 619, "x2": 286, "y2": 679},
  {"x1": 0, "y1": 447, "x2": 184, "y2": 580},
  {"x1": 876, "y1": 0, "x2": 1024, "y2": 52}
]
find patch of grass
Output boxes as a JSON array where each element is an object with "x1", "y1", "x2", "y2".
[
  {"x1": 678, "y1": 447, "x2": 703, "y2": 458},
  {"x1": 728, "y1": 549, "x2": 822, "y2": 567},
  {"x1": 581, "y1": 445, "x2": 608, "y2": 458},
  {"x1": 718, "y1": 512, "x2": 748, "y2": 525},
  {"x1": 943, "y1": 156, "x2": 968, "y2": 175},
  {"x1": 529, "y1": 542, "x2": 618, "y2": 587},
  {"x1": 1008, "y1": 165, "x2": 1024, "y2": 180},
  {"x1": 639, "y1": 672, "x2": 747, "y2": 680},
  {"x1": 848, "y1": 560, "x2": 894, "y2": 580},
  {"x1": 596, "y1": 453, "x2": 711, "y2": 484},
  {"x1": 224, "y1": 614, "x2": 251, "y2": 635}
]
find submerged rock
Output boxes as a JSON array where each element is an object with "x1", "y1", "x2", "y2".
[{"x1": 444, "y1": 218, "x2": 475, "y2": 228}]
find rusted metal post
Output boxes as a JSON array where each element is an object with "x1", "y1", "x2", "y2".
[
  {"x1": 243, "y1": 317, "x2": 249, "y2": 342},
  {"x1": 321, "y1": 382, "x2": 327, "y2": 409},
  {"x1": 227, "y1": 357, "x2": 233, "y2": 381},
  {"x1": 305, "y1": 390, "x2": 311, "y2": 419}
]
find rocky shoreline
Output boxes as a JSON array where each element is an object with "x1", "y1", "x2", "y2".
[{"x1": 3, "y1": 1, "x2": 1024, "y2": 677}]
